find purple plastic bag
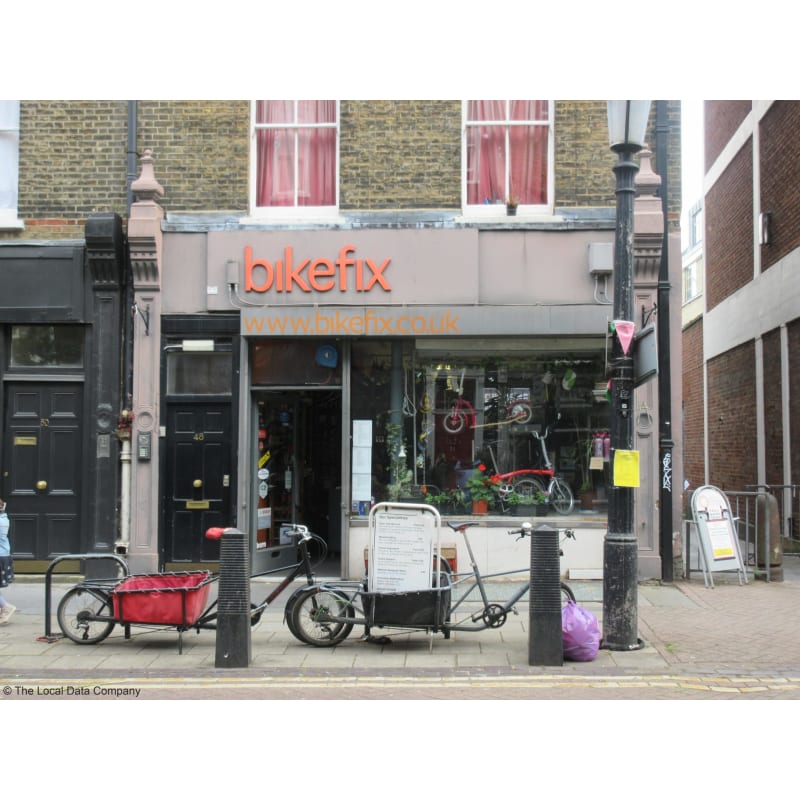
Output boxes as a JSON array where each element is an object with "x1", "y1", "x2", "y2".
[{"x1": 561, "y1": 599, "x2": 600, "y2": 661}]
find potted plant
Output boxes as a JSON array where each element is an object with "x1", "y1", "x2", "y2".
[
  {"x1": 531, "y1": 489, "x2": 550, "y2": 516},
  {"x1": 466, "y1": 465, "x2": 500, "y2": 514},
  {"x1": 506, "y1": 195, "x2": 519, "y2": 216}
]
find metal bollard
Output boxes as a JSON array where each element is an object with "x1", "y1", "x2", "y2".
[
  {"x1": 214, "y1": 527, "x2": 251, "y2": 668},
  {"x1": 529, "y1": 522, "x2": 563, "y2": 666}
]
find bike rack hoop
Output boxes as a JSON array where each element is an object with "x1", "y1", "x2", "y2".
[{"x1": 40, "y1": 553, "x2": 130, "y2": 642}]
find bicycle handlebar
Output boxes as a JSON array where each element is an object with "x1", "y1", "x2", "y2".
[
  {"x1": 205, "y1": 524, "x2": 312, "y2": 542},
  {"x1": 507, "y1": 525, "x2": 576, "y2": 541}
]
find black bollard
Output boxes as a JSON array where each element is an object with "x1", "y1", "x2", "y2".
[
  {"x1": 529, "y1": 522, "x2": 563, "y2": 666},
  {"x1": 214, "y1": 527, "x2": 251, "y2": 668}
]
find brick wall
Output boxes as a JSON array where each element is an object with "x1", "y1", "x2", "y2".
[
  {"x1": 762, "y1": 328, "x2": 783, "y2": 485},
  {"x1": 136, "y1": 101, "x2": 249, "y2": 213},
  {"x1": 682, "y1": 317, "x2": 705, "y2": 490},
  {"x1": 790, "y1": 319, "x2": 800, "y2": 490},
  {"x1": 705, "y1": 139, "x2": 753, "y2": 311},
  {"x1": 3, "y1": 99, "x2": 682, "y2": 238},
  {"x1": 705, "y1": 101, "x2": 751, "y2": 170},
  {"x1": 759, "y1": 101, "x2": 800, "y2": 270},
  {"x1": 707, "y1": 341, "x2": 757, "y2": 491},
  {"x1": 5, "y1": 100, "x2": 129, "y2": 240},
  {"x1": 339, "y1": 101, "x2": 462, "y2": 209}
]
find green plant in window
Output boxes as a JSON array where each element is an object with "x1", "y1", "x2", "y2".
[
  {"x1": 466, "y1": 465, "x2": 502, "y2": 504},
  {"x1": 385, "y1": 421, "x2": 413, "y2": 501}
]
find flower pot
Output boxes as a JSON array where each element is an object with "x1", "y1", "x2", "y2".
[
  {"x1": 506, "y1": 204, "x2": 517, "y2": 216},
  {"x1": 534, "y1": 503, "x2": 549, "y2": 516},
  {"x1": 578, "y1": 490, "x2": 595, "y2": 512},
  {"x1": 471, "y1": 499, "x2": 488, "y2": 515}
]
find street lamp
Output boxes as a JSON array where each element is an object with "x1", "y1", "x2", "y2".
[{"x1": 603, "y1": 100, "x2": 651, "y2": 651}]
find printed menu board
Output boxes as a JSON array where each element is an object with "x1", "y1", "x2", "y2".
[{"x1": 369, "y1": 509, "x2": 434, "y2": 593}]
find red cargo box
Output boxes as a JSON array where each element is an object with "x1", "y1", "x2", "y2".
[{"x1": 111, "y1": 571, "x2": 212, "y2": 626}]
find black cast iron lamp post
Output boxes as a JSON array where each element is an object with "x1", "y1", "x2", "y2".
[{"x1": 602, "y1": 100, "x2": 651, "y2": 651}]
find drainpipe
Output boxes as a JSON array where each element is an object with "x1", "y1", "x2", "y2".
[
  {"x1": 116, "y1": 100, "x2": 138, "y2": 555},
  {"x1": 656, "y1": 100, "x2": 674, "y2": 582}
]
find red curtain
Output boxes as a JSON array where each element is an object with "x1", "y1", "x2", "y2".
[
  {"x1": 256, "y1": 101, "x2": 336, "y2": 207},
  {"x1": 467, "y1": 100, "x2": 549, "y2": 206}
]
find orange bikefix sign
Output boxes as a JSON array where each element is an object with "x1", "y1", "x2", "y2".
[{"x1": 244, "y1": 244, "x2": 392, "y2": 294}]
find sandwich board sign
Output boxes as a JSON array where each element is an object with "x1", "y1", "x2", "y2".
[
  {"x1": 367, "y1": 503, "x2": 440, "y2": 593},
  {"x1": 690, "y1": 485, "x2": 748, "y2": 587}
]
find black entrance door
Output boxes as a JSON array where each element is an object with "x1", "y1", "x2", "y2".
[
  {"x1": 163, "y1": 403, "x2": 232, "y2": 567},
  {"x1": 2, "y1": 382, "x2": 83, "y2": 562}
]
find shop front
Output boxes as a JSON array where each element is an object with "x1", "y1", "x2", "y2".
[{"x1": 157, "y1": 224, "x2": 617, "y2": 579}]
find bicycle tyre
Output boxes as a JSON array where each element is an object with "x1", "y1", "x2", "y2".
[
  {"x1": 289, "y1": 587, "x2": 355, "y2": 647},
  {"x1": 560, "y1": 582, "x2": 576, "y2": 605},
  {"x1": 442, "y1": 410, "x2": 466, "y2": 434},
  {"x1": 550, "y1": 478, "x2": 575, "y2": 515},
  {"x1": 513, "y1": 477, "x2": 547, "y2": 501},
  {"x1": 509, "y1": 401, "x2": 533, "y2": 425},
  {"x1": 57, "y1": 586, "x2": 116, "y2": 645}
]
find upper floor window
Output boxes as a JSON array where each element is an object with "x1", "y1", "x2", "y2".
[
  {"x1": 464, "y1": 101, "x2": 553, "y2": 215},
  {"x1": 0, "y1": 100, "x2": 22, "y2": 229},
  {"x1": 683, "y1": 257, "x2": 702, "y2": 303},
  {"x1": 250, "y1": 101, "x2": 338, "y2": 217},
  {"x1": 688, "y1": 202, "x2": 703, "y2": 249}
]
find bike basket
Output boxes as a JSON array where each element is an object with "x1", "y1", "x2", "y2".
[
  {"x1": 363, "y1": 580, "x2": 451, "y2": 628},
  {"x1": 111, "y1": 571, "x2": 212, "y2": 626}
]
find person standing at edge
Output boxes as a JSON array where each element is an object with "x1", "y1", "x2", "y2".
[{"x1": 0, "y1": 498, "x2": 15, "y2": 624}]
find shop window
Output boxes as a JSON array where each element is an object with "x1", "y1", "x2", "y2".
[
  {"x1": 251, "y1": 340, "x2": 341, "y2": 386},
  {"x1": 9, "y1": 325, "x2": 84, "y2": 368},
  {"x1": 166, "y1": 352, "x2": 233, "y2": 395},
  {"x1": 350, "y1": 339, "x2": 610, "y2": 516},
  {"x1": 464, "y1": 100, "x2": 552, "y2": 215},
  {"x1": 250, "y1": 100, "x2": 338, "y2": 217}
]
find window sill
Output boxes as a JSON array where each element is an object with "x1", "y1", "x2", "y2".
[{"x1": 0, "y1": 215, "x2": 25, "y2": 231}]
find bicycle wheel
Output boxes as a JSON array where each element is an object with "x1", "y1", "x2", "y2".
[
  {"x1": 513, "y1": 477, "x2": 547, "y2": 501},
  {"x1": 550, "y1": 478, "x2": 575, "y2": 515},
  {"x1": 57, "y1": 586, "x2": 116, "y2": 645},
  {"x1": 560, "y1": 582, "x2": 576, "y2": 605},
  {"x1": 289, "y1": 587, "x2": 355, "y2": 647},
  {"x1": 509, "y1": 401, "x2": 533, "y2": 425},
  {"x1": 442, "y1": 409, "x2": 466, "y2": 434}
]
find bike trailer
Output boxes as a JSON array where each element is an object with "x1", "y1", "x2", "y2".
[
  {"x1": 111, "y1": 570, "x2": 212, "y2": 626},
  {"x1": 362, "y1": 572, "x2": 451, "y2": 628}
]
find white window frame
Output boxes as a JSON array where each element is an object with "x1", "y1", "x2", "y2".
[
  {"x1": 0, "y1": 100, "x2": 23, "y2": 230},
  {"x1": 462, "y1": 100, "x2": 554, "y2": 218},
  {"x1": 247, "y1": 100, "x2": 341, "y2": 221}
]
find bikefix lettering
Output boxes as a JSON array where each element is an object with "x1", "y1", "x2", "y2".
[
  {"x1": 243, "y1": 309, "x2": 461, "y2": 335},
  {"x1": 244, "y1": 245, "x2": 391, "y2": 294}
]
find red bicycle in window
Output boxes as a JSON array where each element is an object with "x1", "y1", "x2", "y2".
[
  {"x1": 487, "y1": 421, "x2": 575, "y2": 515},
  {"x1": 442, "y1": 368, "x2": 533, "y2": 434}
]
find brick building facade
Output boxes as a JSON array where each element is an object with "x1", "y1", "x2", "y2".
[
  {"x1": 684, "y1": 100, "x2": 800, "y2": 540},
  {"x1": 1, "y1": 100, "x2": 682, "y2": 578}
]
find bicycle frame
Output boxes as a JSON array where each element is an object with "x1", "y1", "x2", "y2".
[
  {"x1": 442, "y1": 368, "x2": 532, "y2": 433},
  {"x1": 293, "y1": 522, "x2": 575, "y2": 639}
]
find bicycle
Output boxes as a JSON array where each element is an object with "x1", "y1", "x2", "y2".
[
  {"x1": 55, "y1": 524, "x2": 328, "y2": 652},
  {"x1": 484, "y1": 420, "x2": 575, "y2": 514},
  {"x1": 442, "y1": 368, "x2": 532, "y2": 434},
  {"x1": 285, "y1": 519, "x2": 576, "y2": 646}
]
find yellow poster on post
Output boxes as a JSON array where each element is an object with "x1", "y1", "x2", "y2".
[{"x1": 613, "y1": 450, "x2": 640, "y2": 487}]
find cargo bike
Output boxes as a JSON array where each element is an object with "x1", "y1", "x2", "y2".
[
  {"x1": 283, "y1": 502, "x2": 575, "y2": 647},
  {"x1": 54, "y1": 524, "x2": 328, "y2": 653}
]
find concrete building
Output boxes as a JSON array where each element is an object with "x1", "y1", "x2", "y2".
[{"x1": 0, "y1": 100, "x2": 682, "y2": 579}]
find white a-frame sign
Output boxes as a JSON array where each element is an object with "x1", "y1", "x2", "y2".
[{"x1": 690, "y1": 485, "x2": 748, "y2": 588}]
